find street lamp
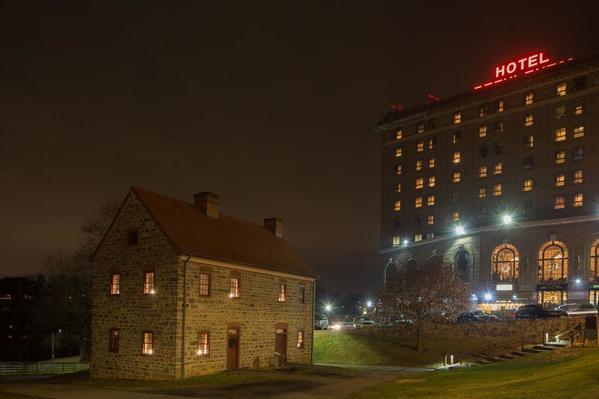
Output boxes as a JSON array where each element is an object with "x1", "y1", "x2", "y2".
[
  {"x1": 483, "y1": 292, "x2": 493, "y2": 301},
  {"x1": 455, "y1": 225, "x2": 465, "y2": 235},
  {"x1": 366, "y1": 300, "x2": 373, "y2": 308},
  {"x1": 502, "y1": 214, "x2": 513, "y2": 225},
  {"x1": 324, "y1": 304, "x2": 332, "y2": 312}
]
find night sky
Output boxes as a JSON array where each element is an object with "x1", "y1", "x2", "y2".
[{"x1": 1, "y1": 1, "x2": 599, "y2": 294}]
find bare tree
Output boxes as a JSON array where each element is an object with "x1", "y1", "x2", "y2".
[{"x1": 378, "y1": 256, "x2": 468, "y2": 352}]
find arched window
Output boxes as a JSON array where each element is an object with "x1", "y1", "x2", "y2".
[
  {"x1": 491, "y1": 244, "x2": 519, "y2": 283},
  {"x1": 384, "y1": 262, "x2": 398, "y2": 288},
  {"x1": 538, "y1": 241, "x2": 568, "y2": 282},
  {"x1": 590, "y1": 239, "x2": 599, "y2": 282},
  {"x1": 454, "y1": 247, "x2": 470, "y2": 282}
]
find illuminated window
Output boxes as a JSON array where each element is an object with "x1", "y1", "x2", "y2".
[
  {"x1": 590, "y1": 241, "x2": 599, "y2": 282},
  {"x1": 110, "y1": 273, "x2": 120, "y2": 296},
  {"x1": 556, "y1": 82, "x2": 567, "y2": 96},
  {"x1": 493, "y1": 162, "x2": 502, "y2": 175},
  {"x1": 478, "y1": 125, "x2": 487, "y2": 138},
  {"x1": 554, "y1": 128, "x2": 566, "y2": 142},
  {"x1": 453, "y1": 112, "x2": 462, "y2": 124},
  {"x1": 417, "y1": 141, "x2": 424, "y2": 152},
  {"x1": 414, "y1": 233, "x2": 423, "y2": 242},
  {"x1": 525, "y1": 92, "x2": 534, "y2": 105},
  {"x1": 574, "y1": 170, "x2": 583, "y2": 184},
  {"x1": 230, "y1": 276, "x2": 240, "y2": 298},
  {"x1": 109, "y1": 329, "x2": 119, "y2": 353},
  {"x1": 523, "y1": 135, "x2": 534, "y2": 148},
  {"x1": 396, "y1": 130, "x2": 403, "y2": 140},
  {"x1": 494, "y1": 120, "x2": 504, "y2": 133},
  {"x1": 554, "y1": 150, "x2": 566, "y2": 165},
  {"x1": 573, "y1": 193, "x2": 584, "y2": 207},
  {"x1": 523, "y1": 178, "x2": 533, "y2": 192},
  {"x1": 428, "y1": 176, "x2": 436, "y2": 188},
  {"x1": 572, "y1": 147, "x2": 584, "y2": 161},
  {"x1": 143, "y1": 271, "x2": 155, "y2": 294},
  {"x1": 278, "y1": 282, "x2": 287, "y2": 302},
  {"x1": 478, "y1": 187, "x2": 487, "y2": 199},
  {"x1": 417, "y1": 123, "x2": 425, "y2": 134},
  {"x1": 554, "y1": 196, "x2": 565, "y2": 209},
  {"x1": 524, "y1": 114, "x2": 534, "y2": 127},
  {"x1": 555, "y1": 105, "x2": 566, "y2": 119},
  {"x1": 555, "y1": 174, "x2": 565, "y2": 187},
  {"x1": 197, "y1": 332, "x2": 209, "y2": 355},
  {"x1": 497, "y1": 99, "x2": 504, "y2": 112},
  {"x1": 451, "y1": 211, "x2": 459, "y2": 222},
  {"x1": 426, "y1": 195, "x2": 435, "y2": 206},
  {"x1": 415, "y1": 178, "x2": 424, "y2": 189},
  {"x1": 395, "y1": 147, "x2": 402, "y2": 157},
  {"x1": 574, "y1": 102, "x2": 584, "y2": 115},
  {"x1": 479, "y1": 105, "x2": 487, "y2": 117},
  {"x1": 394, "y1": 200, "x2": 401, "y2": 211},
  {"x1": 392, "y1": 236, "x2": 400, "y2": 247},
  {"x1": 415, "y1": 197, "x2": 423, "y2": 208},
  {"x1": 452, "y1": 151, "x2": 461, "y2": 164},
  {"x1": 478, "y1": 165, "x2": 488, "y2": 178},
  {"x1": 452, "y1": 131, "x2": 461, "y2": 144},
  {"x1": 199, "y1": 273, "x2": 210, "y2": 296},
  {"x1": 573, "y1": 125, "x2": 585, "y2": 139},
  {"x1": 396, "y1": 165, "x2": 402, "y2": 175},
  {"x1": 297, "y1": 330, "x2": 304, "y2": 349},
  {"x1": 415, "y1": 160, "x2": 423, "y2": 171},
  {"x1": 492, "y1": 244, "x2": 520, "y2": 283},
  {"x1": 452, "y1": 171, "x2": 461, "y2": 183},
  {"x1": 142, "y1": 331, "x2": 153, "y2": 355},
  {"x1": 538, "y1": 241, "x2": 568, "y2": 284},
  {"x1": 428, "y1": 157, "x2": 436, "y2": 169},
  {"x1": 395, "y1": 182, "x2": 401, "y2": 193},
  {"x1": 493, "y1": 183, "x2": 502, "y2": 196},
  {"x1": 427, "y1": 215, "x2": 434, "y2": 225},
  {"x1": 428, "y1": 137, "x2": 436, "y2": 150}
]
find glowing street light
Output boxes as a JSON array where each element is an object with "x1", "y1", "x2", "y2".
[
  {"x1": 455, "y1": 225, "x2": 465, "y2": 235},
  {"x1": 402, "y1": 239, "x2": 409, "y2": 246},
  {"x1": 366, "y1": 300, "x2": 373, "y2": 308},
  {"x1": 575, "y1": 278, "x2": 582, "y2": 284},
  {"x1": 483, "y1": 292, "x2": 493, "y2": 301},
  {"x1": 502, "y1": 214, "x2": 513, "y2": 225},
  {"x1": 324, "y1": 304, "x2": 333, "y2": 312}
]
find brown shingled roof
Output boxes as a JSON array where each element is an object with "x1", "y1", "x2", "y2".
[{"x1": 131, "y1": 187, "x2": 317, "y2": 278}]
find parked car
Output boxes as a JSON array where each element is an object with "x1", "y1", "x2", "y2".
[
  {"x1": 457, "y1": 310, "x2": 499, "y2": 323},
  {"x1": 353, "y1": 319, "x2": 377, "y2": 328},
  {"x1": 557, "y1": 303, "x2": 598, "y2": 316},
  {"x1": 314, "y1": 314, "x2": 329, "y2": 330},
  {"x1": 515, "y1": 304, "x2": 567, "y2": 319},
  {"x1": 330, "y1": 321, "x2": 354, "y2": 331}
]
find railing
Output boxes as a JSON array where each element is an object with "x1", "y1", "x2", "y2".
[{"x1": 0, "y1": 362, "x2": 89, "y2": 375}]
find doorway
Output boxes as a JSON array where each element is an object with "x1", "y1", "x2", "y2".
[
  {"x1": 227, "y1": 327, "x2": 239, "y2": 369},
  {"x1": 275, "y1": 326, "x2": 287, "y2": 366}
]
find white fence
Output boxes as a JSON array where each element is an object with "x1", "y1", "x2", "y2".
[{"x1": 0, "y1": 362, "x2": 89, "y2": 375}]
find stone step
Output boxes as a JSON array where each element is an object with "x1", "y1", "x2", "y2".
[
  {"x1": 521, "y1": 348, "x2": 543, "y2": 354},
  {"x1": 498, "y1": 354, "x2": 516, "y2": 360},
  {"x1": 544, "y1": 343, "x2": 567, "y2": 348},
  {"x1": 533, "y1": 345, "x2": 555, "y2": 351},
  {"x1": 510, "y1": 351, "x2": 528, "y2": 356}
]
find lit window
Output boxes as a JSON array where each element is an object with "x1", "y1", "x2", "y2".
[
  {"x1": 394, "y1": 200, "x2": 401, "y2": 211},
  {"x1": 395, "y1": 147, "x2": 403, "y2": 157},
  {"x1": 278, "y1": 282, "x2": 287, "y2": 302},
  {"x1": 428, "y1": 157, "x2": 436, "y2": 169},
  {"x1": 110, "y1": 273, "x2": 120, "y2": 296},
  {"x1": 453, "y1": 112, "x2": 462, "y2": 124},
  {"x1": 427, "y1": 215, "x2": 434, "y2": 225},
  {"x1": 555, "y1": 174, "x2": 565, "y2": 187},
  {"x1": 428, "y1": 137, "x2": 436, "y2": 150},
  {"x1": 396, "y1": 130, "x2": 403, "y2": 140},
  {"x1": 524, "y1": 114, "x2": 534, "y2": 127},
  {"x1": 573, "y1": 193, "x2": 584, "y2": 207},
  {"x1": 396, "y1": 165, "x2": 402, "y2": 175},
  {"x1": 556, "y1": 82, "x2": 567, "y2": 96},
  {"x1": 451, "y1": 211, "x2": 459, "y2": 222},
  {"x1": 199, "y1": 273, "x2": 210, "y2": 296},
  {"x1": 525, "y1": 92, "x2": 534, "y2": 105},
  {"x1": 415, "y1": 197, "x2": 423, "y2": 208},
  {"x1": 392, "y1": 236, "x2": 400, "y2": 247},
  {"x1": 554, "y1": 196, "x2": 565, "y2": 209},
  {"x1": 415, "y1": 178, "x2": 424, "y2": 189},
  {"x1": 573, "y1": 126, "x2": 585, "y2": 139},
  {"x1": 497, "y1": 100, "x2": 504, "y2": 112},
  {"x1": 142, "y1": 331, "x2": 153, "y2": 355},
  {"x1": 414, "y1": 233, "x2": 423, "y2": 242},
  {"x1": 415, "y1": 160, "x2": 423, "y2": 171},
  {"x1": 417, "y1": 141, "x2": 424, "y2": 152},
  {"x1": 555, "y1": 105, "x2": 566, "y2": 119},
  {"x1": 417, "y1": 123, "x2": 425, "y2": 134},
  {"x1": 452, "y1": 172, "x2": 461, "y2": 183},
  {"x1": 574, "y1": 170, "x2": 583, "y2": 184},
  {"x1": 478, "y1": 165, "x2": 488, "y2": 178},
  {"x1": 109, "y1": 329, "x2": 119, "y2": 353},
  {"x1": 493, "y1": 184, "x2": 502, "y2": 196},
  {"x1": 554, "y1": 128, "x2": 566, "y2": 142},
  {"x1": 452, "y1": 151, "x2": 461, "y2": 164},
  {"x1": 523, "y1": 135, "x2": 534, "y2": 148},
  {"x1": 572, "y1": 147, "x2": 584, "y2": 161},
  {"x1": 523, "y1": 178, "x2": 533, "y2": 192},
  {"x1": 479, "y1": 125, "x2": 487, "y2": 138},
  {"x1": 428, "y1": 176, "x2": 436, "y2": 188},
  {"x1": 395, "y1": 182, "x2": 401, "y2": 193},
  {"x1": 427, "y1": 195, "x2": 435, "y2": 206},
  {"x1": 493, "y1": 162, "x2": 503, "y2": 175},
  {"x1": 478, "y1": 187, "x2": 487, "y2": 199},
  {"x1": 452, "y1": 131, "x2": 461, "y2": 144},
  {"x1": 574, "y1": 102, "x2": 584, "y2": 115},
  {"x1": 143, "y1": 271, "x2": 155, "y2": 294},
  {"x1": 230, "y1": 276, "x2": 240, "y2": 298},
  {"x1": 197, "y1": 332, "x2": 209, "y2": 355},
  {"x1": 555, "y1": 150, "x2": 566, "y2": 165},
  {"x1": 297, "y1": 330, "x2": 305, "y2": 349}
]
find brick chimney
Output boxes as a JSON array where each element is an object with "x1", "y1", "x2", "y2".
[
  {"x1": 194, "y1": 192, "x2": 219, "y2": 218},
  {"x1": 264, "y1": 217, "x2": 284, "y2": 238}
]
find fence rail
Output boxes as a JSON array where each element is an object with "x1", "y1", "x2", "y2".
[{"x1": 0, "y1": 361, "x2": 89, "y2": 375}]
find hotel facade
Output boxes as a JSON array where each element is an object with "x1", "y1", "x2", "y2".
[{"x1": 376, "y1": 52, "x2": 599, "y2": 308}]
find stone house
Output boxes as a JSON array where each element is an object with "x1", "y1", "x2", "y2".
[{"x1": 90, "y1": 187, "x2": 317, "y2": 380}]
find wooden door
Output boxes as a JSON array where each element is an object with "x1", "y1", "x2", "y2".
[
  {"x1": 275, "y1": 327, "x2": 287, "y2": 365},
  {"x1": 227, "y1": 327, "x2": 239, "y2": 369}
]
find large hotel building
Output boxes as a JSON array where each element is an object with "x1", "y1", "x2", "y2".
[{"x1": 376, "y1": 52, "x2": 599, "y2": 308}]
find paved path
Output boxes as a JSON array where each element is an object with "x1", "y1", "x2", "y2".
[{"x1": 314, "y1": 362, "x2": 435, "y2": 373}]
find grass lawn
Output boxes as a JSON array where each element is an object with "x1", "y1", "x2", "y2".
[{"x1": 352, "y1": 347, "x2": 599, "y2": 399}]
